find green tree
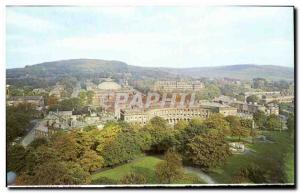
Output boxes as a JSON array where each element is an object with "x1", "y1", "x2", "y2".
[
  {"x1": 17, "y1": 161, "x2": 90, "y2": 185},
  {"x1": 95, "y1": 122, "x2": 150, "y2": 166},
  {"x1": 174, "y1": 121, "x2": 206, "y2": 154},
  {"x1": 174, "y1": 120, "x2": 189, "y2": 131},
  {"x1": 241, "y1": 119, "x2": 256, "y2": 143},
  {"x1": 204, "y1": 113, "x2": 230, "y2": 135},
  {"x1": 145, "y1": 116, "x2": 175, "y2": 152},
  {"x1": 6, "y1": 105, "x2": 35, "y2": 142},
  {"x1": 28, "y1": 137, "x2": 48, "y2": 149},
  {"x1": 253, "y1": 110, "x2": 267, "y2": 129},
  {"x1": 120, "y1": 172, "x2": 147, "y2": 184},
  {"x1": 186, "y1": 132, "x2": 231, "y2": 169},
  {"x1": 240, "y1": 119, "x2": 252, "y2": 130},
  {"x1": 264, "y1": 114, "x2": 282, "y2": 130},
  {"x1": 253, "y1": 78, "x2": 267, "y2": 89},
  {"x1": 8, "y1": 85, "x2": 24, "y2": 96},
  {"x1": 83, "y1": 125, "x2": 97, "y2": 132},
  {"x1": 86, "y1": 91, "x2": 95, "y2": 105},
  {"x1": 78, "y1": 91, "x2": 87, "y2": 105},
  {"x1": 95, "y1": 122, "x2": 122, "y2": 154},
  {"x1": 24, "y1": 145, "x2": 60, "y2": 174},
  {"x1": 287, "y1": 114, "x2": 294, "y2": 138},
  {"x1": 246, "y1": 95, "x2": 260, "y2": 103},
  {"x1": 58, "y1": 97, "x2": 83, "y2": 111},
  {"x1": 195, "y1": 84, "x2": 221, "y2": 100},
  {"x1": 226, "y1": 116, "x2": 249, "y2": 141},
  {"x1": 236, "y1": 94, "x2": 245, "y2": 102},
  {"x1": 99, "y1": 130, "x2": 143, "y2": 166},
  {"x1": 47, "y1": 95, "x2": 59, "y2": 107},
  {"x1": 235, "y1": 164, "x2": 267, "y2": 183},
  {"x1": 51, "y1": 133, "x2": 80, "y2": 161},
  {"x1": 155, "y1": 150, "x2": 183, "y2": 183},
  {"x1": 7, "y1": 144, "x2": 27, "y2": 173},
  {"x1": 91, "y1": 177, "x2": 118, "y2": 185},
  {"x1": 189, "y1": 118, "x2": 203, "y2": 129},
  {"x1": 79, "y1": 150, "x2": 104, "y2": 172}
]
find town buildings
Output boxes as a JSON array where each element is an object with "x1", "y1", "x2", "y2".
[
  {"x1": 33, "y1": 110, "x2": 108, "y2": 137},
  {"x1": 120, "y1": 106, "x2": 212, "y2": 125},
  {"x1": 86, "y1": 78, "x2": 137, "y2": 108},
  {"x1": 214, "y1": 95, "x2": 280, "y2": 116},
  {"x1": 153, "y1": 80, "x2": 204, "y2": 92},
  {"x1": 13, "y1": 77, "x2": 292, "y2": 139},
  {"x1": 261, "y1": 95, "x2": 294, "y2": 104},
  {"x1": 120, "y1": 102, "x2": 238, "y2": 125},
  {"x1": 7, "y1": 96, "x2": 44, "y2": 108}
]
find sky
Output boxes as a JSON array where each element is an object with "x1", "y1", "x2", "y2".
[{"x1": 6, "y1": 6, "x2": 294, "y2": 69}]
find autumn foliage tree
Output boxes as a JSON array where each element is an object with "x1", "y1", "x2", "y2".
[
  {"x1": 16, "y1": 161, "x2": 90, "y2": 185},
  {"x1": 203, "y1": 113, "x2": 230, "y2": 136},
  {"x1": 186, "y1": 131, "x2": 231, "y2": 169},
  {"x1": 226, "y1": 115, "x2": 249, "y2": 141},
  {"x1": 264, "y1": 114, "x2": 282, "y2": 130},
  {"x1": 155, "y1": 150, "x2": 183, "y2": 183},
  {"x1": 120, "y1": 172, "x2": 147, "y2": 184}
]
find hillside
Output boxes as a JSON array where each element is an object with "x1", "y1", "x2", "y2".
[
  {"x1": 161, "y1": 64, "x2": 294, "y2": 81},
  {"x1": 6, "y1": 59, "x2": 294, "y2": 83}
]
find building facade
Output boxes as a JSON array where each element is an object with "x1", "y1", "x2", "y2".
[
  {"x1": 120, "y1": 103, "x2": 237, "y2": 125},
  {"x1": 7, "y1": 96, "x2": 44, "y2": 108},
  {"x1": 121, "y1": 106, "x2": 212, "y2": 125},
  {"x1": 153, "y1": 80, "x2": 204, "y2": 92},
  {"x1": 261, "y1": 95, "x2": 294, "y2": 104}
]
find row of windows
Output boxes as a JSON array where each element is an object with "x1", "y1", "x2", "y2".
[
  {"x1": 152, "y1": 110, "x2": 209, "y2": 116},
  {"x1": 125, "y1": 113, "x2": 209, "y2": 123}
]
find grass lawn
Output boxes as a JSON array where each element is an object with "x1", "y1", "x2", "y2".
[
  {"x1": 208, "y1": 154, "x2": 254, "y2": 184},
  {"x1": 91, "y1": 156, "x2": 160, "y2": 183},
  {"x1": 209, "y1": 130, "x2": 294, "y2": 184},
  {"x1": 284, "y1": 148, "x2": 294, "y2": 183},
  {"x1": 91, "y1": 155, "x2": 205, "y2": 184}
]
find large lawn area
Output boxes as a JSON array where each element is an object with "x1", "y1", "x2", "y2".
[
  {"x1": 91, "y1": 131, "x2": 294, "y2": 185},
  {"x1": 209, "y1": 131, "x2": 294, "y2": 184},
  {"x1": 91, "y1": 156, "x2": 160, "y2": 183},
  {"x1": 91, "y1": 156, "x2": 205, "y2": 184}
]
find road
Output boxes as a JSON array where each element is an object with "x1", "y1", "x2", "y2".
[
  {"x1": 184, "y1": 166, "x2": 216, "y2": 184},
  {"x1": 71, "y1": 82, "x2": 81, "y2": 98},
  {"x1": 21, "y1": 120, "x2": 39, "y2": 147}
]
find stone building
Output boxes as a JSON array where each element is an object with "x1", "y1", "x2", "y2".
[
  {"x1": 33, "y1": 123, "x2": 57, "y2": 137},
  {"x1": 120, "y1": 106, "x2": 212, "y2": 125},
  {"x1": 153, "y1": 80, "x2": 204, "y2": 92},
  {"x1": 261, "y1": 95, "x2": 294, "y2": 104},
  {"x1": 231, "y1": 101, "x2": 279, "y2": 115},
  {"x1": 265, "y1": 103, "x2": 280, "y2": 115},
  {"x1": 7, "y1": 96, "x2": 44, "y2": 108},
  {"x1": 198, "y1": 101, "x2": 238, "y2": 117},
  {"x1": 120, "y1": 102, "x2": 238, "y2": 125},
  {"x1": 34, "y1": 110, "x2": 103, "y2": 137},
  {"x1": 244, "y1": 91, "x2": 281, "y2": 99},
  {"x1": 231, "y1": 101, "x2": 266, "y2": 114},
  {"x1": 87, "y1": 78, "x2": 138, "y2": 110}
]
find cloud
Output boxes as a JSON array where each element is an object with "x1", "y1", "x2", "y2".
[
  {"x1": 6, "y1": 9, "x2": 62, "y2": 32},
  {"x1": 6, "y1": 6, "x2": 294, "y2": 68},
  {"x1": 95, "y1": 7, "x2": 136, "y2": 16}
]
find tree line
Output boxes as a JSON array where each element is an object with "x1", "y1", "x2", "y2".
[{"x1": 7, "y1": 110, "x2": 294, "y2": 185}]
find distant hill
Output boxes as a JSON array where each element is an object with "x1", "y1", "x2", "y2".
[
  {"x1": 7, "y1": 59, "x2": 129, "y2": 78},
  {"x1": 6, "y1": 59, "x2": 294, "y2": 83},
  {"x1": 160, "y1": 64, "x2": 294, "y2": 81}
]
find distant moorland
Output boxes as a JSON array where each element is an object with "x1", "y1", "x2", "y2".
[{"x1": 6, "y1": 59, "x2": 294, "y2": 82}]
